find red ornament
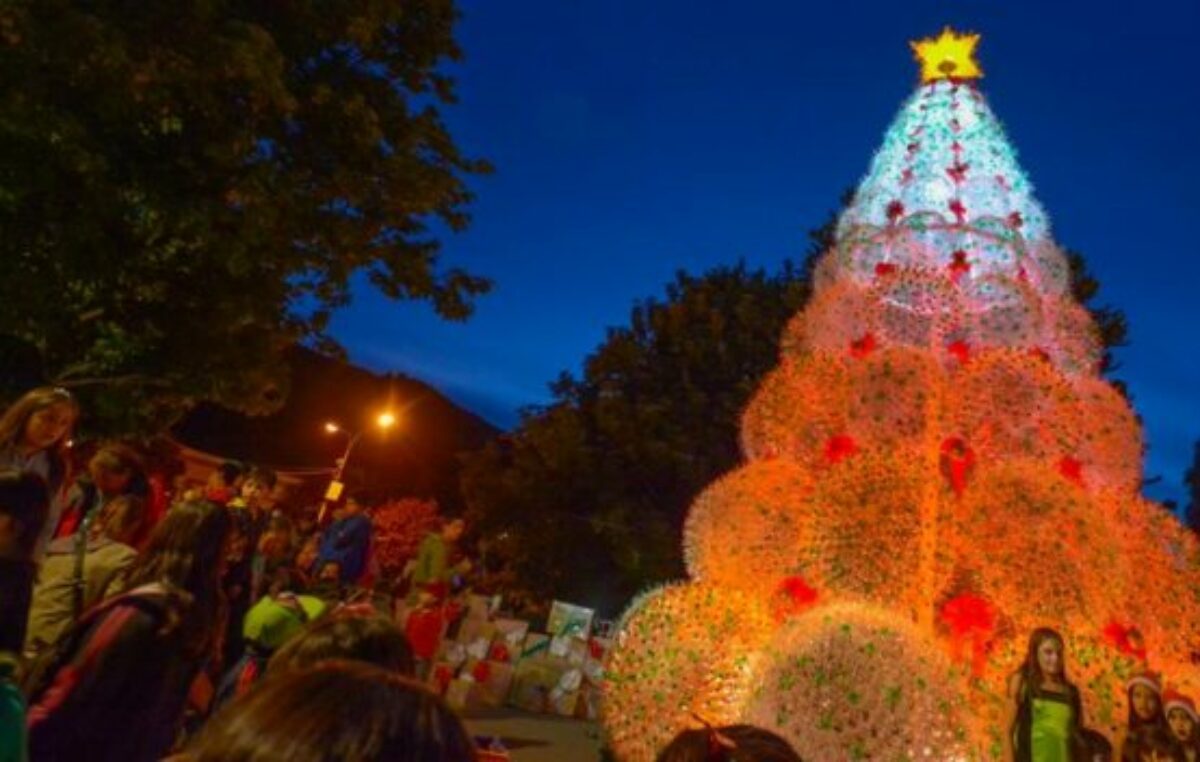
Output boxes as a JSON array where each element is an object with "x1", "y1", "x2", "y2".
[
  {"x1": 488, "y1": 642, "x2": 511, "y2": 663},
  {"x1": 948, "y1": 250, "x2": 971, "y2": 284},
  {"x1": 946, "y1": 340, "x2": 971, "y2": 364},
  {"x1": 939, "y1": 437, "x2": 976, "y2": 496},
  {"x1": 946, "y1": 162, "x2": 969, "y2": 184},
  {"x1": 850, "y1": 332, "x2": 877, "y2": 359},
  {"x1": 1102, "y1": 621, "x2": 1147, "y2": 663},
  {"x1": 1007, "y1": 211, "x2": 1024, "y2": 229},
  {"x1": 951, "y1": 141, "x2": 963, "y2": 154},
  {"x1": 587, "y1": 638, "x2": 606, "y2": 661},
  {"x1": 938, "y1": 593, "x2": 996, "y2": 677},
  {"x1": 1017, "y1": 266, "x2": 1030, "y2": 283},
  {"x1": 900, "y1": 168, "x2": 914, "y2": 185},
  {"x1": 1058, "y1": 456, "x2": 1085, "y2": 485},
  {"x1": 948, "y1": 199, "x2": 967, "y2": 224},
  {"x1": 875, "y1": 262, "x2": 897, "y2": 277},
  {"x1": 824, "y1": 434, "x2": 858, "y2": 464},
  {"x1": 906, "y1": 141, "x2": 920, "y2": 154},
  {"x1": 773, "y1": 575, "x2": 820, "y2": 621},
  {"x1": 472, "y1": 660, "x2": 492, "y2": 683},
  {"x1": 886, "y1": 201, "x2": 905, "y2": 222}
]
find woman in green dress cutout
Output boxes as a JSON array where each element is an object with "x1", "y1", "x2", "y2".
[{"x1": 1003, "y1": 627, "x2": 1086, "y2": 761}]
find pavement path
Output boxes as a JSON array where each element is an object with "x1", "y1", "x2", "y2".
[{"x1": 464, "y1": 707, "x2": 605, "y2": 761}]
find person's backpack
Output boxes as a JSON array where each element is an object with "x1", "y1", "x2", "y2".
[{"x1": 20, "y1": 584, "x2": 178, "y2": 704}]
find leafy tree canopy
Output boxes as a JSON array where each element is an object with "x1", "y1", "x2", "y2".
[{"x1": 0, "y1": 0, "x2": 490, "y2": 432}]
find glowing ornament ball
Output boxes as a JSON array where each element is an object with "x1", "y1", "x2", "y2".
[
  {"x1": 743, "y1": 603, "x2": 974, "y2": 762},
  {"x1": 683, "y1": 459, "x2": 813, "y2": 592},
  {"x1": 601, "y1": 583, "x2": 775, "y2": 762}
]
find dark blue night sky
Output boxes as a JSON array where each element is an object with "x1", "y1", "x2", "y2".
[{"x1": 329, "y1": 0, "x2": 1200, "y2": 505}]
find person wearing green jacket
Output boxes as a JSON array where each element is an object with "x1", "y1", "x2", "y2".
[{"x1": 411, "y1": 518, "x2": 468, "y2": 601}]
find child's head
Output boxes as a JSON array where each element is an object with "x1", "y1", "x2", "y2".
[
  {"x1": 1020, "y1": 627, "x2": 1067, "y2": 687},
  {"x1": 187, "y1": 662, "x2": 474, "y2": 762},
  {"x1": 88, "y1": 443, "x2": 144, "y2": 495},
  {"x1": 656, "y1": 723, "x2": 804, "y2": 762},
  {"x1": 240, "y1": 466, "x2": 277, "y2": 505},
  {"x1": 1165, "y1": 691, "x2": 1198, "y2": 745},
  {"x1": 0, "y1": 469, "x2": 50, "y2": 561},
  {"x1": 95, "y1": 494, "x2": 146, "y2": 545},
  {"x1": 441, "y1": 517, "x2": 466, "y2": 543},
  {"x1": 1128, "y1": 672, "x2": 1165, "y2": 728},
  {"x1": 268, "y1": 606, "x2": 415, "y2": 676},
  {"x1": 0, "y1": 387, "x2": 78, "y2": 454}
]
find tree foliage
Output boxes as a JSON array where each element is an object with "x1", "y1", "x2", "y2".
[
  {"x1": 0, "y1": 1, "x2": 489, "y2": 432},
  {"x1": 461, "y1": 259, "x2": 814, "y2": 613}
]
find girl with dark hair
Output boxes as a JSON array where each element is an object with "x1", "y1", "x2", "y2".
[
  {"x1": 656, "y1": 722, "x2": 804, "y2": 761},
  {"x1": 267, "y1": 604, "x2": 415, "y2": 677},
  {"x1": 185, "y1": 661, "x2": 476, "y2": 762},
  {"x1": 0, "y1": 387, "x2": 78, "y2": 555},
  {"x1": 1120, "y1": 672, "x2": 1181, "y2": 762},
  {"x1": 26, "y1": 499, "x2": 231, "y2": 761},
  {"x1": 1164, "y1": 691, "x2": 1199, "y2": 762},
  {"x1": 1003, "y1": 627, "x2": 1086, "y2": 761},
  {"x1": 54, "y1": 441, "x2": 148, "y2": 539}
]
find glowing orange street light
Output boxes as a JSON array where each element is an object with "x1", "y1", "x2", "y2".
[{"x1": 321, "y1": 410, "x2": 398, "y2": 521}]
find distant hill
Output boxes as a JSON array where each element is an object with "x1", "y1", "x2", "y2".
[{"x1": 172, "y1": 347, "x2": 500, "y2": 509}]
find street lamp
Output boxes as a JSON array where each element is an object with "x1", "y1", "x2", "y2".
[{"x1": 320, "y1": 411, "x2": 397, "y2": 522}]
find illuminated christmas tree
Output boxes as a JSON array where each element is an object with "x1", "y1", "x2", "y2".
[{"x1": 601, "y1": 28, "x2": 1200, "y2": 761}]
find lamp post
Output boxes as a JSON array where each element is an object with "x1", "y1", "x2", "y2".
[{"x1": 320, "y1": 411, "x2": 396, "y2": 522}]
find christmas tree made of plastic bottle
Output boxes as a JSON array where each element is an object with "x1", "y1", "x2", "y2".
[{"x1": 601, "y1": 29, "x2": 1200, "y2": 761}]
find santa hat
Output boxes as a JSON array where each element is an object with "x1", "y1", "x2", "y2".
[
  {"x1": 1164, "y1": 689, "x2": 1199, "y2": 722},
  {"x1": 1126, "y1": 671, "x2": 1163, "y2": 696}
]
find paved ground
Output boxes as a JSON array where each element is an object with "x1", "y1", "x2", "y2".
[{"x1": 464, "y1": 707, "x2": 604, "y2": 761}]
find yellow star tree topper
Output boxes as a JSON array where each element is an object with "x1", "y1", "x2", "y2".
[{"x1": 911, "y1": 27, "x2": 983, "y2": 82}]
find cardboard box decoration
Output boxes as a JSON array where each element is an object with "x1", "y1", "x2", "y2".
[{"x1": 546, "y1": 600, "x2": 594, "y2": 638}]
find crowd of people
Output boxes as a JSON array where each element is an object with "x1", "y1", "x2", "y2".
[
  {"x1": 0, "y1": 384, "x2": 1197, "y2": 761},
  {"x1": 0, "y1": 385, "x2": 488, "y2": 761}
]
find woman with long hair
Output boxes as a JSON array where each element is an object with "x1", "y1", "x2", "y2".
[
  {"x1": 1003, "y1": 627, "x2": 1085, "y2": 761},
  {"x1": 186, "y1": 661, "x2": 475, "y2": 762},
  {"x1": 0, "y1": 387, "x2": 79, "y2": 555},
  {"x1": 26, "y1": 499, "x2": 230, "y2": 761}
]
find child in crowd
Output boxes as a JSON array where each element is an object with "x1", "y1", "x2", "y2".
[
  {"x1": 268, "y1": 604, "x2": 414, "y2": 677},
  {"x1": 1003, "y1": 627, "x2": 1086, "y2": 762},
  {"x1": 0, "y1": 387, "x2": 78, "y2": 556},
  {"x1": 210, "y1": 591, "x2": 326, "y2": 712},
  {"x1": 26, "y1": 500, "x2": 231, "y2": 762},
  {"x1": 25, "y1": 494, "x2": 146, "y2": 656},
  {"x1": 186, "y1": 662, "x2": 475, "y2": 761},
  {"x1": 1121, "y1": 672, "x2": 1178, "y2": 762},
  {"x1": 202, "y1": 461, "x2": 244, "y2": 506},
  {"x1": 1165, "y1": 690, "x2": 1200, "y2": 762},
  {"x1": 55, "y1": 442, "x2": 147, "y2": 539},
  {"x1": 656, "y1": 722, "x2": 804, "y2": 762}
]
